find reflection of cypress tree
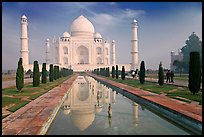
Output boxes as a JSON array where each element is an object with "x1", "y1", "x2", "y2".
[
  {"x1": 111, "y1": 66, "x2": 115, "y2": 78},
  {"x1": 116, "y1": 65, "x2": 119, "y2": 79},
  {"x1": 158, "y1": 62, "x2": 164, "y2": 85},
  {"x1": 16, "y1": 58, "x2": 24, "y2": 92},
  {"x1": 49, "y1": 64, "x2": 54, "y2": 82},
  {"x1": 189, "y1": 52, "x2": 201, "y2": 94},
  {"x1": 139, "y1": 61, "x2": 145, "y2": 84},
  {"x1": 42, "y1": 63, "x2": 47, "y2": 84},
  {"x1": 33, "y1": 61, "x2": 40, "y2": 87}
]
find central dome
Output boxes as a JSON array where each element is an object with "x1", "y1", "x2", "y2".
[{"x1": 70, "y1": 15, "x2": 95, "y2": 35}]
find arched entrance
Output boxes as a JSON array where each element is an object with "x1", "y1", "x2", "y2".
[{"x1": 76, "y1": 46, "x2": 89, "y2": 64}]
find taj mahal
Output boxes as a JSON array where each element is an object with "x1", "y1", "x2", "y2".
[{"x1": 20, "y1": 13, "x2": 138, "y2": 72}]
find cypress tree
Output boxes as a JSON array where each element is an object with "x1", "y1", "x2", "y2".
[
  {"x1": 49, "y1": 64, "x2": 54, "y2": 82},
  {"x1": 116, "y1": 65, "x2": 119, "y2": 79},
  {"x1": 107, "y1": 67, "x2": 110, "y2": 77},
  {"x1": 16, "y1": 58, "x2": 24, "y2": 92},
  {"x1": 42, "y1": 63, "x2": 47, "y2": 84},
  {"x1": 158, "y1": 62, "x2": 164, "y2": 85},
  {"x1": 189, "y1": 52, "x2": 201, "y2": 94},
  {"x1": 54, "y1": 66, "x2": 57, "y2": 80},
  {"x1": 33, "y1": 61, "x2": 40, "y2": 87},
  {"x1": 57, "y1": 66, "x2": 60, "y2": 79},
  {"x1": 111, "y1": 66, "x2": 115, "y2": 78},
  {"x1": 105, "y1": 68, "x2": 108, "y2": 77},
  {"x1": 139, "y1": 61, "x2": 145, "y2": 84},
  {"x1": 121, "y1": 66, "x2": 125, "y2": 80}
]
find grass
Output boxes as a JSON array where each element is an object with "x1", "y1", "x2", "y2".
[
  {"x1": 104, "y1": 75, "x2": 202, "y2": 105},
  {"x1": 7, "y1": 101, "x2": 30, "y2": 112},
  {"x1": 2, "y1": 97, "x2": 21, "y2": 107},
  {"x1": 2, "y1": 75, "x2": 73, "y2": 118}
]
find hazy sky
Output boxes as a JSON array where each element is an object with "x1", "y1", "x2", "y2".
[{"x1": 2, "y1": 2, "x2": 202, "y2": 71}]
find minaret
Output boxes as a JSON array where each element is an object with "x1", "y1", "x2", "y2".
[
  {"x1": 45, "y1": 39, "x2": 50, "y2": 64},
  {"x1": 20, "y1": 15, "x2": 29, "y2": 69},
  {"x1": 131, "y1": 18, "x2": 138, "y2": 71},
  {"x1": 111, "y1": 40, "x2": 116, "y2": 65}
]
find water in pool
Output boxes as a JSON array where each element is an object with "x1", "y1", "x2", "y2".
[{"x1": 46, "y1": 75, "x2": 191, "y2": 135}]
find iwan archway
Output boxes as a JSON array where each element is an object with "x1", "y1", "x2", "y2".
[{"x1": 76, "y1": 46, "x2": 89, "y2": 64}]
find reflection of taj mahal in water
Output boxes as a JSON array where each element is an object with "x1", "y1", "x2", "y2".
[
  {"x1": 20, "y1": 13, "x2": 138, "y2": 72},
  {"x1": 61, "y1": 75, "x2": 138, "y2": 131}
]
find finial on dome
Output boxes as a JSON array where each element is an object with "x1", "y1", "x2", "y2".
[{"x1": 80, "y1": 9, "x2": 83, "y2": 16}]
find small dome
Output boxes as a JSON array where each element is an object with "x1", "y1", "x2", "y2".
[
  {"x1": 70, "y1": 15, "x2": 94, "y2": 34},
  {"x1": 95, "y1": 32, "x2": 102, "y2": 39},
  {"x1": 112, "y1": 40, "x2": 115, "y2": 43},
  {"x1": 46, "y1": 38, "x2": 49, "y2": 42},
  {"x1": 63, "y1": 32, "x2": 70, "y2": 37},
  {"x1": 21, "y1": 15, "x2": 27, "y2": 19}
]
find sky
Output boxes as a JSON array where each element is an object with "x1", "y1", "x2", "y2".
[{"x1": 2, "y1": 2, "x2": 202, "y2": 71}]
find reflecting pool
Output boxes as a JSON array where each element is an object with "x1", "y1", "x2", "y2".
[{"x1": 46, "y1": 75, "x2": 191, "y2": 135}]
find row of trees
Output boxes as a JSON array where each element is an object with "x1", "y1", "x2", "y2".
[
  {"x1": 92, "y1": 65, "x2": 126, "y2": 80},
  {"x1": 16, "y1": 59, "x2": 73, "y2": 91},
  {"x1": 91, "y1": 53, "x2": 201, "y2": 95}
]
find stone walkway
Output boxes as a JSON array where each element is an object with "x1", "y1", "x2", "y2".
[
  {"x1": 2, "y1": 74, "x2": 78, "y2": 135},
  {"x1": 88, "y1": 73, "x2": 202, "y2": 123},
  {"x1": 2, "y1": 78, "x2": 33, "y2": 89}
]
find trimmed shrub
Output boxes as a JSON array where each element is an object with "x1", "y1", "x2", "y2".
[
  {"x1": 116, "y1": 65, "x2": 119, "y2": 79},
  {"x1": 49, "y1": 64, "x2": 54, "y2": 82},
  {"x1": 139, "y1": 61, "x2": 145, "y2": 84},
  {"x1": 121, "y1": 66, "x2": 125, "y2": 80},
  {"x1": 189, "y1": 52, "x2": 201, "y2": 94},
  {"x1": 158, "y1": 62, "x2": 164, "y2": 85},
  {"x1": 111, "y1": 66, "x2": 115, "y2": 78},
  {"x1": 107, "y1": 67, "x2": 110, "y2": 77},
  {"x1": 42, "y1": 63, "x2": 47, "y2": 84},
  {"x1": 33, "y1": 61, "x2": 40, "y2": 87},
  {"x1": 54, "y1": 66, "x2": 57, "y2": 80},
  {"x1": 16, "y1": 58, "x2": 24, "y2": 92}
]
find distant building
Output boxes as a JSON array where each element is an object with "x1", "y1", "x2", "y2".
[{"x1": 170, "y1": 49, "x2": 183, "y2": 71}]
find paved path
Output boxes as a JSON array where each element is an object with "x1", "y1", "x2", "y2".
[
  {"x1": 2, "y1": 78, "x2": 33, "y2": 89},
  {"x1": 88, "y1": 73, "x2": 202, "y2": 123},
  {"x1": 2, "y1": 74, "x2": 78, "y2": 135}
]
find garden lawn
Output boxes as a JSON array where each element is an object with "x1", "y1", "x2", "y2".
[{"x1": 2, "y1": 75, "x2": 73, "y2": 119}]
